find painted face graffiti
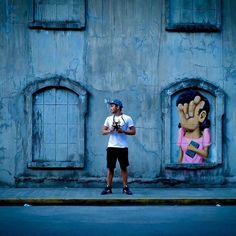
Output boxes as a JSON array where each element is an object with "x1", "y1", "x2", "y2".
[{"x1": 176, "y1": 90, "x2": 211, "y2": 164}]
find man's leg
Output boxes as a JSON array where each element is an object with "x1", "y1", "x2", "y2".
[
  {"x1": 101, "y1": 168, "x2": 114, "y2": 195},
  {"x1": 121, "y1": 168, "x2": 128, "y2": 187},
  {"x1": 121, "y1": 167, "x2": 133, "y2": 195},
  {"x1": 121, "y1": 168, "x2": 132, "y2": 195},
  {"x1": 101, "y1": 147, "x2": 116, "y2": 195},
  {"x1": 118, "y1": 148, "x2": 132, "y2": 195},
  {"x1": 107, "y1": 168, "x2": 114, "y2": 187},
  {"x1": 101, "y1": 148, "x2": 116, "y2": 195}
]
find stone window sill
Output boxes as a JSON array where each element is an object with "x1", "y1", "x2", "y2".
[
  {"x1": 28, "y1": 21, "x2": 85, "y2": 31},
  {"x1": 165, "y1": 163, "x2": 221, "y2": 170},
  {"x1": 27, "y1": 161, "x2": 84, "y2": 169},
  {"x1": 165, "y1": 23, "x2": 221, "y2": 32}
]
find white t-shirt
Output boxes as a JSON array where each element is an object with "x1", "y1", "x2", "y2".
[{"x1": 104, "y1": 114, "x2": 134, "y2": 148}]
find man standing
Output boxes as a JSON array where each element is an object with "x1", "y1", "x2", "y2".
[{"x1": 101, "y1": 99, "x2": 136, "y2": 195}]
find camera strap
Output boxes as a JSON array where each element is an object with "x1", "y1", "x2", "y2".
[{"x1": 113, "y1": 114, "x2": 126, "y2": 125}]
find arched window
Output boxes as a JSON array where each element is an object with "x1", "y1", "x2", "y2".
[
  {"x1": 25, "y1": 77, "x2": 87, "y2": 169},
  {"x1": 161, "y1": 79, "x2": 224, "y2": 169}
]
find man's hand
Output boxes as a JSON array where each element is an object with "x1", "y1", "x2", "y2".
[
  {"x1": 102, "y1": 126, "x2": 114, "y2": 135},
  {"x1": 117, "y1": 128, "x2": 123, "y2": 133}
]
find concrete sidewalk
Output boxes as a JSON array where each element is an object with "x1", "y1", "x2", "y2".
[{"x1": 1, "y1": 187, "x2": 236, "y2": 206}]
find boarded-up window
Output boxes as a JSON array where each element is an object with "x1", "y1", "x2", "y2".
[
  {"x1": 25, "y1": 78, "x2": 87, "y2": 169},
  {"x1": 165, "y1": 0, "x2": 221, "y2": 32},
  {"x1": 33, "y1": 87, "x2": 80, "y2": 163},
  {"x1": 29, "y1": 0, "x2": 85, "y2": 30}
]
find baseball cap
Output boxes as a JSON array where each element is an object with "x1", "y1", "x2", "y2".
[{"x1": 109, "y1": 99, "x2": 123, "y2": 108}]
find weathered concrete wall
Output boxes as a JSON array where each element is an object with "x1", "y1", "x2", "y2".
[{"x1": 0, "y1": 0, "x2": 236, "y2": 187}]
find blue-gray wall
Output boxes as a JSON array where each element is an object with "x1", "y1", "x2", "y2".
[{"x1": 0, "y1": 0, "x2": 236, "y2": 187}]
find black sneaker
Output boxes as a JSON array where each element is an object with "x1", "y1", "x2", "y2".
[
  {"x1": 123, "y1": 186, "x2": 133, "y2": 195},
  {"x1": 101, "y1": 186, "x2": 112, "y2": 195}
]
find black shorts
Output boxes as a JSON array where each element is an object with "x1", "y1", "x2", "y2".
[{"x1": 106, "y1": 147, "x2": 129, "y2": 170}]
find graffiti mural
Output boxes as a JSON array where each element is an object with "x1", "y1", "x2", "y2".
[{"x1": 176, "y1": 90, "x2": 211, "y2": 164}]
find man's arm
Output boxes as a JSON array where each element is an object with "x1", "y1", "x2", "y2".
[
  {"x1": 102, "y1": 126, "x2": 114, "y2": 135},
  {"x1": 118, "y1": 126, "x2": 136, "y2": 135}
]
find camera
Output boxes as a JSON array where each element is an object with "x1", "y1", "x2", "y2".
[{"x1": 112, "y1": 121, "x2": 121, "y2": 131}]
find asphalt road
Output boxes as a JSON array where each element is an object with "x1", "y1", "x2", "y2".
[{"x1": 0, "y1": 205, "x2": 235, "y2": 236}]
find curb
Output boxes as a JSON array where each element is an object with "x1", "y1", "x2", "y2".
[{"x1": 1, "y1": 198, "x2": 236, "y2": 206}]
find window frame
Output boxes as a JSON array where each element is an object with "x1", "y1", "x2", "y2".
[
  {"x1": 24, "y1": 77, "x2": 87, "y2": 169},
  {"x1": 161, "y1": 78, "x2": 225, "y2": 170},
  {"x1": 28, "y1": 0, "x2": 85, "y2": 31},
  {"x1": 165, "y1": 0, "x2": 222, "y2": 32}
]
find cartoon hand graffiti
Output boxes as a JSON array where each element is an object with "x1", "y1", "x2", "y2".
[{"x1": 176, "y1": 91, "x2": 211, "y2": 163}]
